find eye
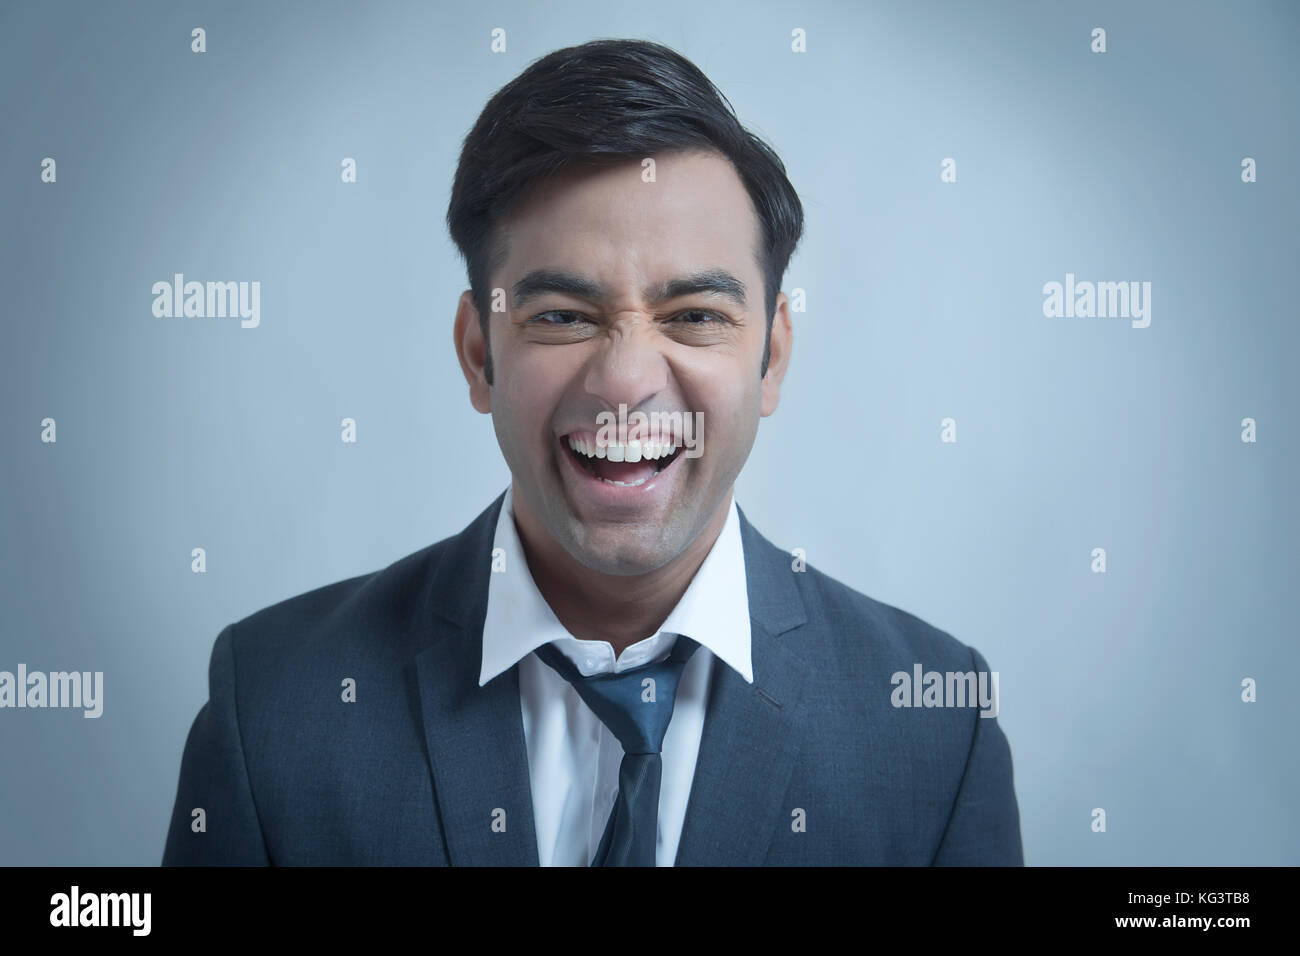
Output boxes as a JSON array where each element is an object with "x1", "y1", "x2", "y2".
[
  {"x1": 672, "y1": 310, "x2": 727, "y2": 325},
  {"x1": 527, "y1": 310, "x2": 588, "y2": 325}
]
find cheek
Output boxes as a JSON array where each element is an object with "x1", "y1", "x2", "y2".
[
  {"x1": 497, "y1": 348, "x2": 575, "y2": 439},
  {"x1": 696, "y1": 383, "x2": 759, "y2": 461}
]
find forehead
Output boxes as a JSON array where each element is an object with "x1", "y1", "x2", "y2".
[{"x1": 493, "y1": 150, "x2": 762, "y2": 295}]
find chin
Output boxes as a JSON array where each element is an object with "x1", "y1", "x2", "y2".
[{"x1": 561, "y1": 526, "x2": 679, "y2": 578}]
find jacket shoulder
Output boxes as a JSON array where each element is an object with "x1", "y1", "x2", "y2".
[
  {"x1": 746, "y1": 516, "x2": 984, "y2": 672},
  {"x1": 223, "y1": 530, "x2": 458, "y2": 674}
]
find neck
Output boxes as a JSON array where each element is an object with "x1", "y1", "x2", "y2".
[{"x1": 511, "y1": 486, "x2": 732, "y2": 658}]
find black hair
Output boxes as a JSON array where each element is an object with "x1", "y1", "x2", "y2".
[{"x1": 446, "y1": 38, "x2": 804, "y2": 385}]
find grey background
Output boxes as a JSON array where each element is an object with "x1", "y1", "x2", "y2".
[{"x1": 1, "y1": 0, "x2": 1296, "y2": 865}]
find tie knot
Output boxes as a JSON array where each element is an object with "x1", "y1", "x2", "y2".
[{"x1": 533, "y1": 636, "x2": 700, "y2": 754}]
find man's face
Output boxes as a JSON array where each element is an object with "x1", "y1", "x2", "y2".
[{"x1": 458, "y1": 149, "x2": 787, "y2": 576}]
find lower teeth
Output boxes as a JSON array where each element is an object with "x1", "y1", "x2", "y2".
[
  {"x1": 596, "y1": 462, "x2": 665, "y2": 487},
  {"x1": 601, "y1": 474, "x2": 649, "y2": 487},
  {"x1": 579, "y1": 459, "x2": 667, "y2": 487}
]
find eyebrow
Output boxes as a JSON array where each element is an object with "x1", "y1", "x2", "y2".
[{"x1": 511, "y1": 268, "x2": 748, "y2": 311}]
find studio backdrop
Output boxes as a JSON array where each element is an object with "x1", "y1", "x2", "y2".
[{"x1": 0, "y1": 0, "x2": 1296, "y2": 865}]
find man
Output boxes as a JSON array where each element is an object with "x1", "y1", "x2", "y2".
[{"x1": 163, "y1": 38, "x2": 1023, "y2": 866}]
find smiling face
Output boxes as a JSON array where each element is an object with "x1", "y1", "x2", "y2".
[{"x1": 455, "y1": 148, "x2": 790, "y2": 577}]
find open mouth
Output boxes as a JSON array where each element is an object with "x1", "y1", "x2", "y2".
[{"x1": 561, "y1": 433, "x2": 687, "y2": 488}]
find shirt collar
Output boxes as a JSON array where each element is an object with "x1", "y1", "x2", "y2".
[{"x1": 478, "y1": 486, "x2": 753, "y2": 686}]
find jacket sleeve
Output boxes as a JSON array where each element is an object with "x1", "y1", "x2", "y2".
[
  {"x1": 931, "y1": 644, "x2": 1025, "y2": 865},
  {"x1": 162, "y1": 622, "x2": 271, "y2": 865}
]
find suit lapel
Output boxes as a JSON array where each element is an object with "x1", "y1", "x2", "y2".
[
  {"x1": 413, "y1": 491, "x2": 540, "y2": 865},
  {"x1": 674, "y1": 506, "x2": 813, "y2": 866}
]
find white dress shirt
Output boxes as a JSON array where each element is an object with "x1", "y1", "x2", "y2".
[{"x1": 478, "y1": 485, "x2": 753, "y2": 866}]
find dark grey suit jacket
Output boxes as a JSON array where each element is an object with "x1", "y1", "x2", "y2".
[{"x1": 163, "y1": 491, "x2": 1023, "y2": 865}]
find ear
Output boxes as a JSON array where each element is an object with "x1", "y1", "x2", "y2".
[
  {"x1": 453, "y1": 290, "x2": 492, "y2": 414},
  {"x1": 760, "y1": 291, "x2": 792, "y2": 417}
]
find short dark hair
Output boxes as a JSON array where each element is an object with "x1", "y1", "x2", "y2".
[{"x1": 445, "y1": 38, "x2": 804, "y2": 385}]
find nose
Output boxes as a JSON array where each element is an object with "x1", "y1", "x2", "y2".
[{"x1": 582, "y1": 313, "x2": 669, "y2": 414}]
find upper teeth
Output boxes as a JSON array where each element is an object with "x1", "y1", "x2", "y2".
[{"x1": 567, "y1": 436, "x2": 678, "y2": 462}]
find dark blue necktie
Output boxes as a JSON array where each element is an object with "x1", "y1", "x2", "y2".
[{"x1": 533, "y1": 635, "x2": 701, "y2": 867}]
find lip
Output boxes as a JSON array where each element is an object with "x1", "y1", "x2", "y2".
[{"x1": 555, "y1": 432, "x2": 688, "y2": 512}]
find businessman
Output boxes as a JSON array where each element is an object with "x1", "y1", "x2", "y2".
[{"x1": 163, "y1": 38, "x2": 1023, "y2": 866}]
